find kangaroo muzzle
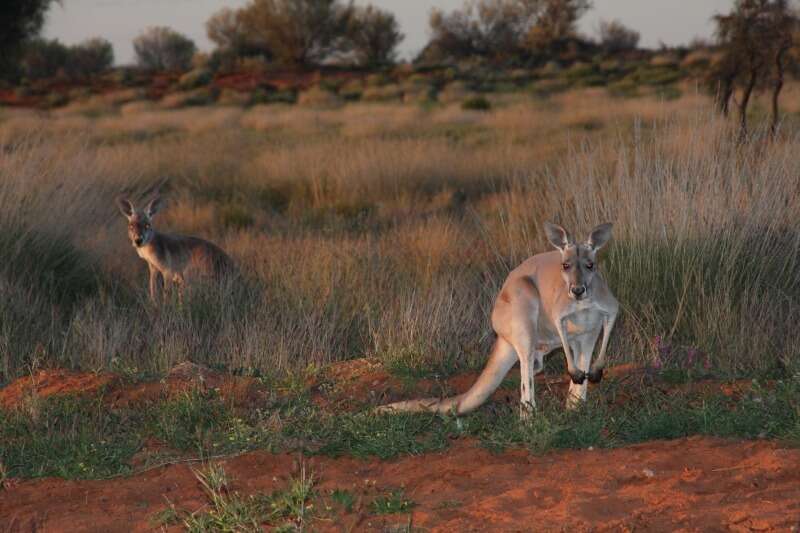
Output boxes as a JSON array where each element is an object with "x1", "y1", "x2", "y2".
[{"x1": 570, "y1": 285, "x2": 586, "y2": 299}]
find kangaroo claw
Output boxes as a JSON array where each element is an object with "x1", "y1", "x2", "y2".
[
  {"x1": 587, "y1": 368, "x2": 604, "y2": 384},
  {"x1": 570, "y1": 370, "x2": 586, "y2": 385}
]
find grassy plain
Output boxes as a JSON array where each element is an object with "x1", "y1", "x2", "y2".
[{"x1": 2, "y1": 84, "x2": 800, "y2": 498}]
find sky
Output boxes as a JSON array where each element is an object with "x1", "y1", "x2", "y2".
[{"x1": 44, "y1": 0, "x2": 734, "y2": 66}]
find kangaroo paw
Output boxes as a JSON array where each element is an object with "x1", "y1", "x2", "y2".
[
  {"x1": 570, "y1": 370, "x2": 586, "y2": 385},
  {"x1": 587, "y1": 368, "x2": 604, "y2": 384}
]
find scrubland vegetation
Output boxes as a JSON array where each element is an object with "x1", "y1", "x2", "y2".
[
  {"x1": 2, "y1": 8, "x2": 800, "y2": 523},
  {"x1": 2, "y1": 85, "x2": 800, "y2": 383}
]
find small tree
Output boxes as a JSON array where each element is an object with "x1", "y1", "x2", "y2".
[
  {"x1": 525, "y1": 0, "x2": 592, "y2": 51},
  {"x1": 0, "y1": 0, "x2": 59, "y2": 79},
  {"x1": 424, "y1": 0, "x2": 592, "y2": 62},
  {"x1": 67, "y1": 38, "x2": 114, "y2": 78},
  {"x1": 597, "y1": 19, "x2": 639, "y2": 53},
  {"x1": 426, "y1": 0, "x2": 541, "y2": 61},
  {"x1": 346, "y1": 5, "x2": 404, "y2": 66},
  {"x1": 712, "y1": 0, "x2": 798, "y2": 137},
  {"x1": 20, "y1": 38, "x2": 69, "y2": 79},
  {"x1": 206, "y1": 7, "x2": 266, "y2": 58},
  {"x1": 133, "y1": 26, "x2": 197, "y2": 71},
  {"x1": 236, "y1": 0, "x2": 353, "y2": 66}
]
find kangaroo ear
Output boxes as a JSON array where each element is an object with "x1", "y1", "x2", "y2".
[
  {"x1": 145, "y1": 196, "x2": 163, "y2": 218},
  {"x1": 544, "y1": 222, "x2": 572, "y2": 251},
  {"x1": 116, "y1": 197, "x2": 134, "y2": 219},
  {"x1": 587, "y1": 223, "x2": 613, "y2": 251}
]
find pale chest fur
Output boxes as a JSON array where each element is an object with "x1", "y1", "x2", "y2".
[
  {"x1": 136, "y1": 245, "x2": 180, "y2": 280},
  {"x1": 560, "y1": 301, "x2": 605, "y2": 336}
]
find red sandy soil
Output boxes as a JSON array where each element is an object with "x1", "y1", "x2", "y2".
[
  {"x1": 1, "y1": 360, "x2": 797, "y2": 532},
  {"x1": 3, "y1": 436, "x2": 799, "y2": 532},
  {"x1": 0, "y1": 362, "x2": 267, "y2": 411}
]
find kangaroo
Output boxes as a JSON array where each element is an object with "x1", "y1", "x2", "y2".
[
  {"x1": 378, "y1": 222, "x2": 619, "y2": 416},
  {"x1": 116, "y1": 196, "x2": 236, "y2": 302}
]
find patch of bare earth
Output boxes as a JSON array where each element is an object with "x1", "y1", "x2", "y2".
[
  {"x1": 0, "y1": 362, "x2": 267, "y2": 411},
  {"x1": 2, "y1": 437, "x2": 798, "y2": 532}
]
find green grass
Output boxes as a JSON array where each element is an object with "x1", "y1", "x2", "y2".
[
  {"x1": 370, "y1": 489, "x2": 416, "y2": 515},
  {"x1": 0, "y1": 396, "x2": 139, "y2": 479},
  {"x1": 2, "y1": 370, "x2": 798, "y2": 483},
  {"x1": 329, "y1": 488, "x2": 355, "y2": 513},
  {"x1": 152, "y1": 464, "x2": 316, "y2": 532}
]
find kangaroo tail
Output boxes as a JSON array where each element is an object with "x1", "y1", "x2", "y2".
[{"x1": 375, "y1": 337, "x2": 517, "y2": 416}]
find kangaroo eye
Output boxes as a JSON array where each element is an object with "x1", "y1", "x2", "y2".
[
  {"x1": 562, "y1": 263, "x2": 571, "y2": 271},
  {"x1": 586, "y1": 262, "x2": 594, "y2": 270}
]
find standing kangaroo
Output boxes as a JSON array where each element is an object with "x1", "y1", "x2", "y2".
[
  {"x1": 379, "y1": 222, "x2": 619, "y2": 415},
  {"x1": 117, "y1": 196, "x2": 236, "y2": 302}
]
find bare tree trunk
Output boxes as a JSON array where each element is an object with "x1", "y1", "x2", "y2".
[
  {"x1": 718, "y1": 75, "x2": 735, "y2": 117},
  {"x1": 771, "y1": 45, "x2": 789, "y2": 138},
  {"x1": 739, "y1": 69, "x2": 758, "y2": 141}
]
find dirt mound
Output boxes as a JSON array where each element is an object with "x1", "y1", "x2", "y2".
[
  {"x1": 0, "y1": 362, "x2": 267, "y2": 410},
  {"x1": 3, "y1": 436, "x2": 798, "y2": 532},
  {"x1": 0, "y1": 369, "x2": 118, "y2": 410},
  {"x1": 106, "y1": 362, "x2": 267, "y2": 408}
]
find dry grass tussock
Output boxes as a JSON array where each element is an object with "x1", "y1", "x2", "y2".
[{"x1": 1, "y1": 88, "x2": 799, "y2": 383}]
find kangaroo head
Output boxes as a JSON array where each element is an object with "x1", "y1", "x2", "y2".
[
  {"x1": 116, "y1": 196, "x2": 163, "y2": 248},
  {"x1": 544, "y1": 222, "x2": 612, "y2": 301}
]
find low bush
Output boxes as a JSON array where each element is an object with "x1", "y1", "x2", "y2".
[{"x1": 461, "y1": 95, "x2": 491, "y2": 111}]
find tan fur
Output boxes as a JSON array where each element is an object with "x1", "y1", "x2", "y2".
[
  {"x1": 377, "y1": 222, "x2": 619, "y2": 416},
  {"x1": 117, "y1": 196, "x2": 235, "y2": 302}
]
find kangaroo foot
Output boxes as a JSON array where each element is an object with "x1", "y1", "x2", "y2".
[
  {"x1": 587, "y1": 368, "x2": 604, "y2": 384},
  {"x1": 569, "y1": 370, "x2": 586, "y2": 385}
]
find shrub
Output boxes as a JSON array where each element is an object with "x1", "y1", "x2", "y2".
[
  {"x1": 178, "y1": 68, "x2": 212, "y2": 90},
  {"x1": 607, "y1": 78, "x2": 640, "y2": 98},
  {"x1": 681, "y1": 49, "x2": 713, "y2": 69},
  {"x1": 437, "y1": 80, "x2": 471, "y2": 104},
  {"x1": 42, "y1": 91, "x2": 68, "y2": 109},
  {"x1": 346, "y1": 5, "x2": 403, "y2": 67},
  {"x1": 563, "y1": 61, "x2": 597, "y2": 82},
  {"x1": 251, "y1": 88, "x2": 297, "y2": 105},
  {"x1": 66, "y1": 38, "x2": 114, "y2": 78},
  {"x1": 297, "y1": 86, "x2": 343, "y2": 108},
  {"x1": 108, "y1": 67, "x2": 136, "y2": 86},
  {"x1": 597, "y1": 20, "x2": 640, "y2": 52},
  {"x1": 236, "y1": 0, "x2": 353, "y2": 66},
  {"x1": 365, "y1": 73, "x2": 390, "y2": 87},
  {"x1": 461, "y1": 95, "x2": 491, "y2": 111},
  {"x1": 649, "y1": 53, "x2": 680, "y2": 67},
  {"x1": 530, "y1": 77, "x2": 570, "y2": 97},
  {"x1": 339, "y1": 79, "x2": 364, "y2": 101},
  {"x1": 206, "y1": 8, "x2": 240, "y2": 51},
  {"x1": 361, "y1": 84, "x2": 403, "y2": 102},
  {"x1": 217, "y1": 88, "x2": 252, "y2": 107},
  {"x1": 635, "y1": 66, "x2": 682, "y2": 86},
  {"x1": 402, "y1": 82, "x2": 435, "y2": 104},
  {"x1": 20, "y1": 38, "x2": 69, "y2": 79},
  {"x1": 133, "y1": 27, "x2": 197, "y2": 71}
]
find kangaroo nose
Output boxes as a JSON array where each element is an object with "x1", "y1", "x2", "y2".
[
  {"x1": 134, "y1": 238, "x2": 143, "y2": 246},
  {"x1": 571, "y1": 286, "x2": 586, "y2": 297}
]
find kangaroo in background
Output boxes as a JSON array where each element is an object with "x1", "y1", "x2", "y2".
[
  {"x1": 117, "y1": 196, "x2": 236, "y2": 302},
  {"x1": 378, "y1": 222, "x2": 619, "y2": 416}
]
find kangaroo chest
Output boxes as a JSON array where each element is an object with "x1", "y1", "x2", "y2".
[
  {"x1": 561, "y1": 303, "x2": 605, "y2": 336},
  {"x1": 137, "y1": 245, "x2": 180, "y2": 278}
]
